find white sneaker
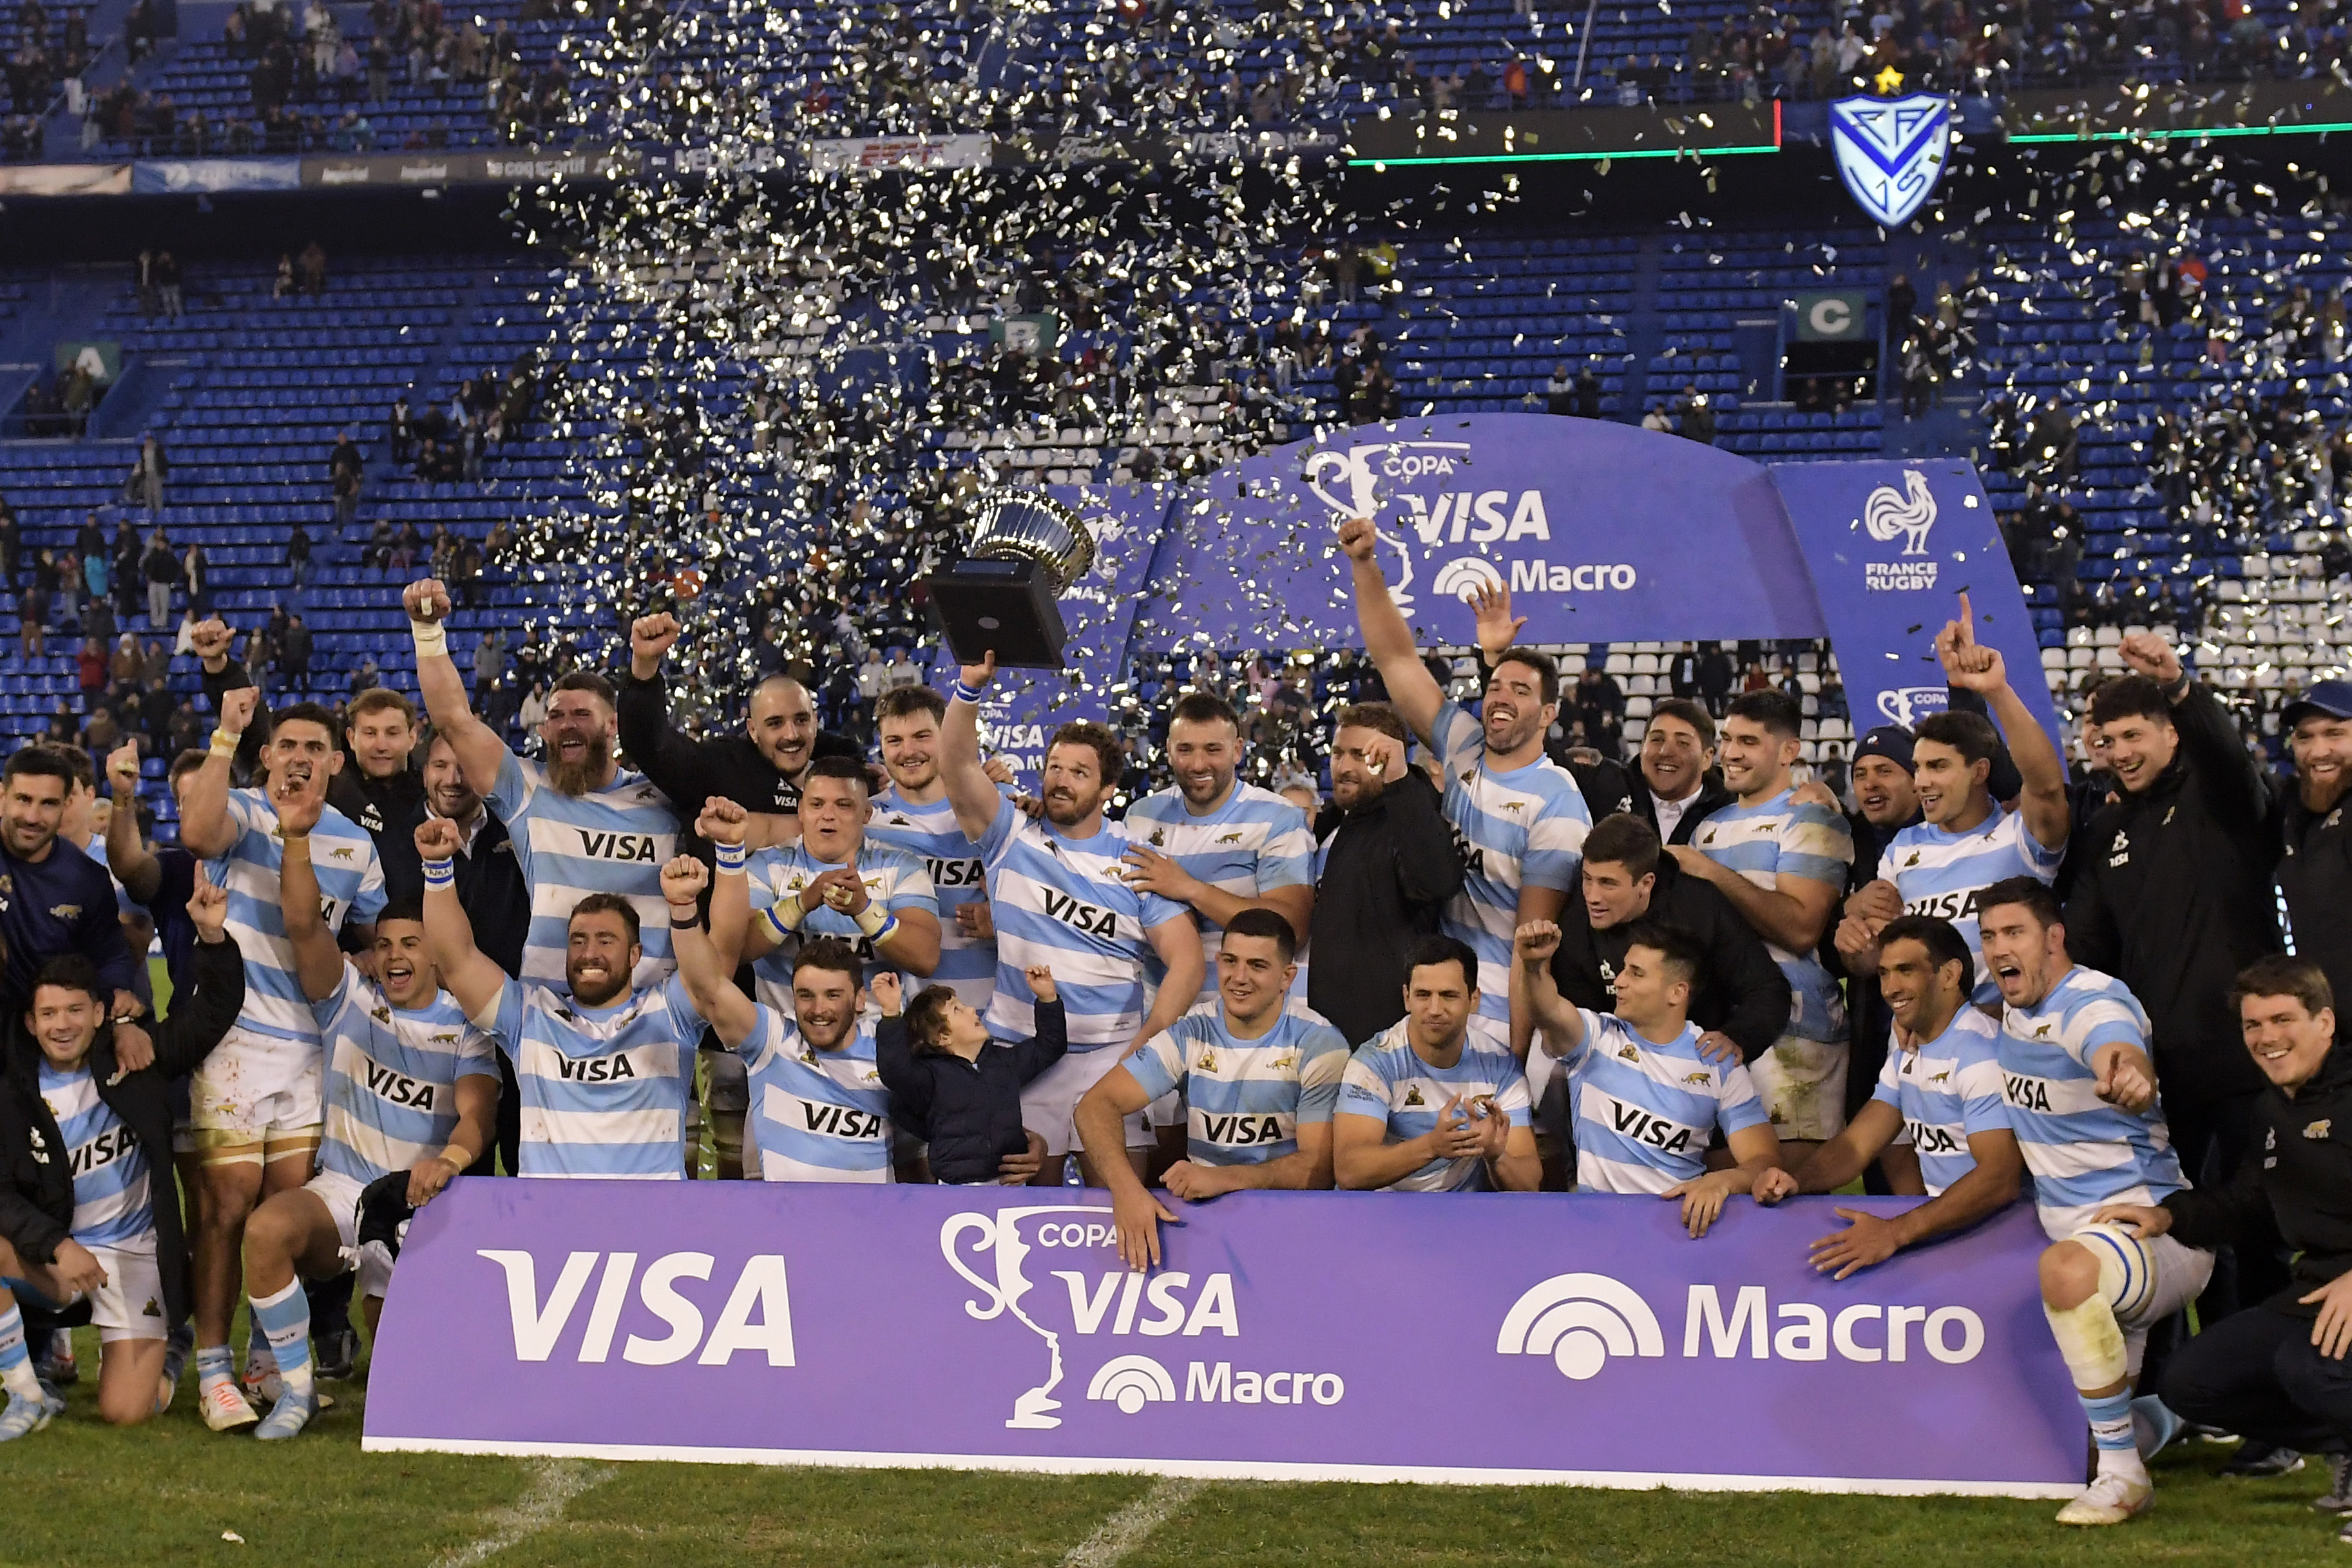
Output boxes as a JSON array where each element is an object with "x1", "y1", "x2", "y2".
[
  {"x1": 2056, "y1": 1470, "x2": 2154, "y2": 1526},
  {"x1": 241, "y1": 1351, "x2": 283, "y2": 1407},
  {"x1": 198, "y1": 1379, "x2": 260, "y2": 1433}
]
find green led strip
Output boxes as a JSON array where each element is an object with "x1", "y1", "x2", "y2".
[
  {"x1": 1348, "y1": 143, "x2": 1780, "y2": 166},
  {"x1": 2009, "y1": 120, "x2": 2352, "y2": 144}
]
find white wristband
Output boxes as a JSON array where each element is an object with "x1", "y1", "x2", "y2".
[{"x1": 410, "y1": 618, "x2": 448, "y2": 656}]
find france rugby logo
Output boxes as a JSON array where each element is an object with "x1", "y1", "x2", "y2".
[{"x1": 1829, "y1": 93, "x2": 1952, "y2": 228}]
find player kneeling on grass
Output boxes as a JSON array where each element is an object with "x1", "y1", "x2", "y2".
[
  {"x1": 238, "y1": 783, "x2": 501, "y2": 1440},
  {"x1": 1515, "y1": 918, "x2": 1781, "y2": 1238},
  {"x1": 1753, "y1": 915, "x2": 2023, "y2": 1274},
  {"x1": 2095, "y1": 956, "x2": 2352, "y2": 1538},
  {"x1": 1976, "y1": 875, "x2": 2211, "y2": 1529},
  {"x1": 1074, "y1": 907, "x2": 1348, "y2": 1272},
  {"x1": 0, "y1": 877, "x2": 244, "y2": 1437}
]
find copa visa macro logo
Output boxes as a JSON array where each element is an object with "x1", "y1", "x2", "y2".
[
  {"x1": 1495, "y1": 1271, "x2": 1987, "y2": 1381},
  {"x1": 1303, "y1": 436, "x2": 1636, "y2": 610}
]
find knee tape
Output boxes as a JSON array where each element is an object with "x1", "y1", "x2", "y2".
[{"x1": 2075, "y1": 1222, "x2": 2158, "y2": 1321}]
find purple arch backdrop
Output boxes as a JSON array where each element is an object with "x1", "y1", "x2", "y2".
[{"x1": 954, "y1": 416, "x2": 2056, "y2": 779}]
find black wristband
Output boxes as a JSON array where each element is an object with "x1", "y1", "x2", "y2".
[{"x1": 669, "y1": 910, "x2": 701, "y2": 929}]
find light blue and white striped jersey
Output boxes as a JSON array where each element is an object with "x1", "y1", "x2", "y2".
[
  {"x1": 1125, "y1": 782, "x2": 1314, "y2": 1006},
  {"x1": 207, "y1": 789, "x2": 387, "y2": 1046},
  {"x1": 1334, "y1": 1015, "x2": 1531, "y2": 1192},
  {"x1": 488, "y1": 752, "x2": 680, "y2": 991},
  {"x1": 1871, "y1": 1007, "x2": 2010, "y2": 1198},
  {"x1": 868, "y1": 787, "x2": 995, "y2": 1012},
  {"x1": 976, "y1": 797, "x2": 1189, "y2": 1051},
  {"x1": 1556, "y1": 1009, "x2": 1769, "y2": 1194},
  {"x1": 477, "y1": 972, "x2": 702, "y2": 1181},
  {"x1": 743, "y1": 841, "x2": 937, "y2": 1018},
  {"x1": 38, "y1": 1062, "x2": 152, "y2": 1247},
  {"x1": 1429, "y1": 699, "x2": 1590, "y2": 1021},
  {"x1": 1692, "y1": 790, "x2": 1853, "y2": 1042},
  {"x1": 1124, "y1": 1006, "x2": 1348, "y2": 1166},
  {"x1": 1998, "y1": 966, "x2": 2186, "y2": 1239},
  {"x1": 1886, "y1": 809, "x2": 2065, "y2": 1005},
  {"x1": 314, "y1": 959, "x2": 499, "y2": 1186},
  {"x1": 736, "y1": 1004, "x2": 894, "y2": 1183}
]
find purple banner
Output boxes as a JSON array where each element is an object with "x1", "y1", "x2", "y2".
[{"x1": 365, "y1": 1182, "x2": 2080, "y2": 1495}]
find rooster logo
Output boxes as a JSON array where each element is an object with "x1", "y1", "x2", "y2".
[{"x1": 1863, "y1": 472, "x2": 1937, "y2": 557}]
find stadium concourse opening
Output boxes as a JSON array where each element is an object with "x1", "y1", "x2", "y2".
[{"x1": 2, "y1": 3, "x2": 2352, "y2": 1558}]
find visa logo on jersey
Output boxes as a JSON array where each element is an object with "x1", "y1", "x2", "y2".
[
  {"x1": 478, "y1": 1248, "x2": 796, "y2": 1366},
  {"x1": 557, "y1": 1055, "x2": 638, "y2": 1084},
  {"x1": 70, "y1": 1127, "x2": 138, "y2": 1177},
  {"x1": 364, "y1": 1060, "x2": 439, "y2": 1109},
  {"x1": 579, "y1": 831, "x2": 660, "y2": 863},
  {"x1": 1042, "y1": 890, "x2": 1118, "y2": 936}
]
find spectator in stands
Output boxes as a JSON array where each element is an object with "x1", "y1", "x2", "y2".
[
  {"x1": 17, "y1": 577, "x2": 44, "y2": 659},
  {"x1": 1678, "y1": 387, "x2": 1716, "y2": 445},
  {"x1": 107, "y1": 634, "x2": 140, "y2": 691},
  {"x1": 279, "y1": 615, "x2": 313, "y2": 691},
  {"x1": 286, "y1": 524, "x2": 312, "y2": 600},
  {"x1": 1545, "y1": 363, "x2": 1576, "y2": 416},
  {"x1": 110, "y1": 519, "x2": 140, "y2": 624},
  {"x1": 272, "y1": 253, "x2": 295, "y2": 300},
  {"x1": 75, "y1": 638, "x2": 105, "y2": 711},
  {"x1": 1888, "y1": 272, "x2": 1917, "y2": 336},
  {"x1": 154, "y1": 252, "x2": 182, "y2": 320},
  {"x1": 0, "y1": 495, "x2": 16, "y2": 586},
  {"x1": 124, "y1": 435, "x2": 167, "y2": 515},
  {"x1": 1573, "y1": 364, "x2": 1601, "y2": 417},
  {"x1": 296, "y1": 240, "x2": 326, "y2": 296},
  {"x1": 141, "y1": 528, "x2": 177, "y2": 630},
  {"x1": 82, "y1": 705, "x2": 120, "y2": 757},
  {"x1": 1641, "y1": 401, "x2": 1670, "y2": 434},
  {"x1": 182, "y1": 541, "x2": 210, "y2": 618}
]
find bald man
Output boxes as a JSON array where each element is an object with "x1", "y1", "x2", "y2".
[{"x1": 620, "y1": 613, "x2": 863, "y2": 843}]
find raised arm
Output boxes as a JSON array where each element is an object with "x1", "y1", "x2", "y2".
[
  {"x1": 663, "y1": 856, "x2": 759, "y2": 1051},
  {"x1": 176, "y1": 683, "x2": 259, "y2": 859},
  {"x1": 2116, "y1": 629, "x2": 2273, "y2": 830},
  {"x1": 104, "y1": 742, "x2": 162, "y2": 904},
  {"x1": 273, "y1": 771, "x2": 348, "y2": 1003},
  {"x1": 1512, "y1": 921, "x2": 1590, "y2": 1056},
  {"x1": 618, "y1": 611, "x2": 724, "y2": 817},
  {"x1": 403, "y1": 578, "x2": 510, "y2": 798},
  {"x1": 1337, "y1": 516, "x2": 1443, "y2": 745},
  {"x1": 416, "y1": 816, "x2": 508, "y2": 1020},
  {"x1": 148, "y1": 872, "x2": 247, "y2": 1078},
  {"x1": 941, "y1": 654, "x2": 1011, "y2": 842},
  {"x1": 1940, "y1": 593, "x2": 2069, "y2": 850}
]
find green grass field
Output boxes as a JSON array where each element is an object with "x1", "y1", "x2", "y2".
[{"x1": 0, "y1": 1322, "x2": 2344, "y2": 1568}]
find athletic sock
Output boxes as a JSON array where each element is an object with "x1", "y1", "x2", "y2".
[
  {"x1": 0, "y1": 1303, "x2": 44, "y2": 1402},
  {"x1": 247, "y1": 1281, "x2": 314, "y2": 1400},
  {"x1": 195, "y1": 1343, "x2": 235, "y2": 1394},
  {"x1": 2081, "y1": 1388, "x2": 2149, "y2": 1483}
]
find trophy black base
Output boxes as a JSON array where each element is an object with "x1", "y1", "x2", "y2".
[{"x1": 924, "y1": 558, "x2": 1071, "y2": 669}]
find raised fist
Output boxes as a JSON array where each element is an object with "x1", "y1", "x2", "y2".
[
  {"x1": 661, "y1": 854, "x2": 709, "y2": 908},
  {"x1": 414, "y1": 816, "x2": 461, "y2": 861},
  {"x1": 189, "y1": 617, "x2": 233, "y2": 664},
  {"x1": 1514, "y1": 919, "x2": 1562, "y2": 965},
  {"x1": 958, "y1": 651, "x2": 997, "y2": 693},
  {"x1": 106, "y1": 742, "x2": 142, "y2": 797},
  {"x1": 217, "y1": 685, "x2": 260, "y2": 737},
  {"x1": 403, "y1": 578, "x2": 452, "y2": 624},
  {"x1": 696, "y1": 796, "x2": 748, "y2": 848},
  {"x1": 1336, "y1": 516, "x2": 1377, "y2": 564},
  {"x1": 632, "y1": 613, "x2": 682, "y2": 676}
]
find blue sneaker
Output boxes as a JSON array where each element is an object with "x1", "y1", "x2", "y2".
[
  {"x1": 2132, "y1": 1395, "x2": 2184, "y2": 1461},
  {"x1": 253, "y1": 1386, "x2": 317, "y2": 1442},
  {"x1": 0, "y1": 1388, "x2": 64, "y2": 1442}
]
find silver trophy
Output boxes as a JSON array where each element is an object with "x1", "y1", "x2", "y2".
[{"x1": 924, "y1": 489, "x2": 1097, "y2": 669}]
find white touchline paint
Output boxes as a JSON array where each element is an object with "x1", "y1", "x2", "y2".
[
  {"x1": 1061, "y1": 1477, "x2": 1207, "y2": 1568},
  {"x1": 429, "y1": 1457, "x2": 617, "y2": 1568}
]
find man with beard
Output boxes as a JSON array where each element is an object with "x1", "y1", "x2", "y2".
[
  {"x1": 417, "y1": 817, "x2": 702, "y2": 1180},
  {"x1": 1306, "y1": 703, "x2": 1462, "y2": 1046},
  {"x1": 234, "y1": 794, "x2": 497, "y2": 1441},
  {"x1": 868, "y1": 686, "x2": 996, "y2": 1015},
  {"x1": 1120, "y1": 691, "x2": 1314, "y2": 1009},
  {"x1": 406, "y1": 578, "x2": 679, "y2": 993},
  {"x1": 1674, "y1": 691, "x2": 1853, "y2": 1158},
  {"x1": 1342, "y1": 523, "x2": 1591, "y2": 1060},
  {"x1": 669, "y1": 852, "x2": 895, "y2": 1184},
  {"x1": 175, "y1": 691, "x2": 386, "y2": 1431},
  {"x1": 620, "y1": 611, "x2": 860, "y2": 833},
  {"x1": 940, "y1": 654, "x2": 1202, "y2": 1180},
  {"x1": 2278, "y1": 680, "x2": 2352, "y2": 1007},
  {"x1": 0, "y1": 747, "x2": 140, "y2": 1022},
  {"x1": 1831, "y1": 724, "x2": 1922, "y2": 1164},
  {"x1": 1755, "y1": 915, "x2": 2023, "y2": 1259}
]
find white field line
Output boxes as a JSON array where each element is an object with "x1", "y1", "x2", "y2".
[
  {"x1": 1060, "y1": 1476, "x2": 1207, "y2": 1568},
  {"x1": 428, "y1": 1457, "x2": 617, "y2": 1568}
]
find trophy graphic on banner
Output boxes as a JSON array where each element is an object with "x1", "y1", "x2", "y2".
[
  {"x1": 922, "y1": 490, "x2": 1098, "y2": 669},
  {"x1": 940, "y1": 1202, "x2": 1118, "y2": 1429}
]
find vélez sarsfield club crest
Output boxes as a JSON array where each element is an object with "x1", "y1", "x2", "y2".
[{"x1": 1829, "y1": 93, "x2": 1952, "y2": 227}]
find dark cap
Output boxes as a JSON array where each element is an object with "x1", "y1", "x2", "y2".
[
  {"x1": 2283, "y1": 678, "x2": 2352, "y2": 731},
  {"x1": 1853, "y1": 725, "x2": 1915, "y2": 774}
]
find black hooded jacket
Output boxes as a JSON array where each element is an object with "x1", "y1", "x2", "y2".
[{"x1": 0, "y1": 935, "x2": 244, "y2": 1326}]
